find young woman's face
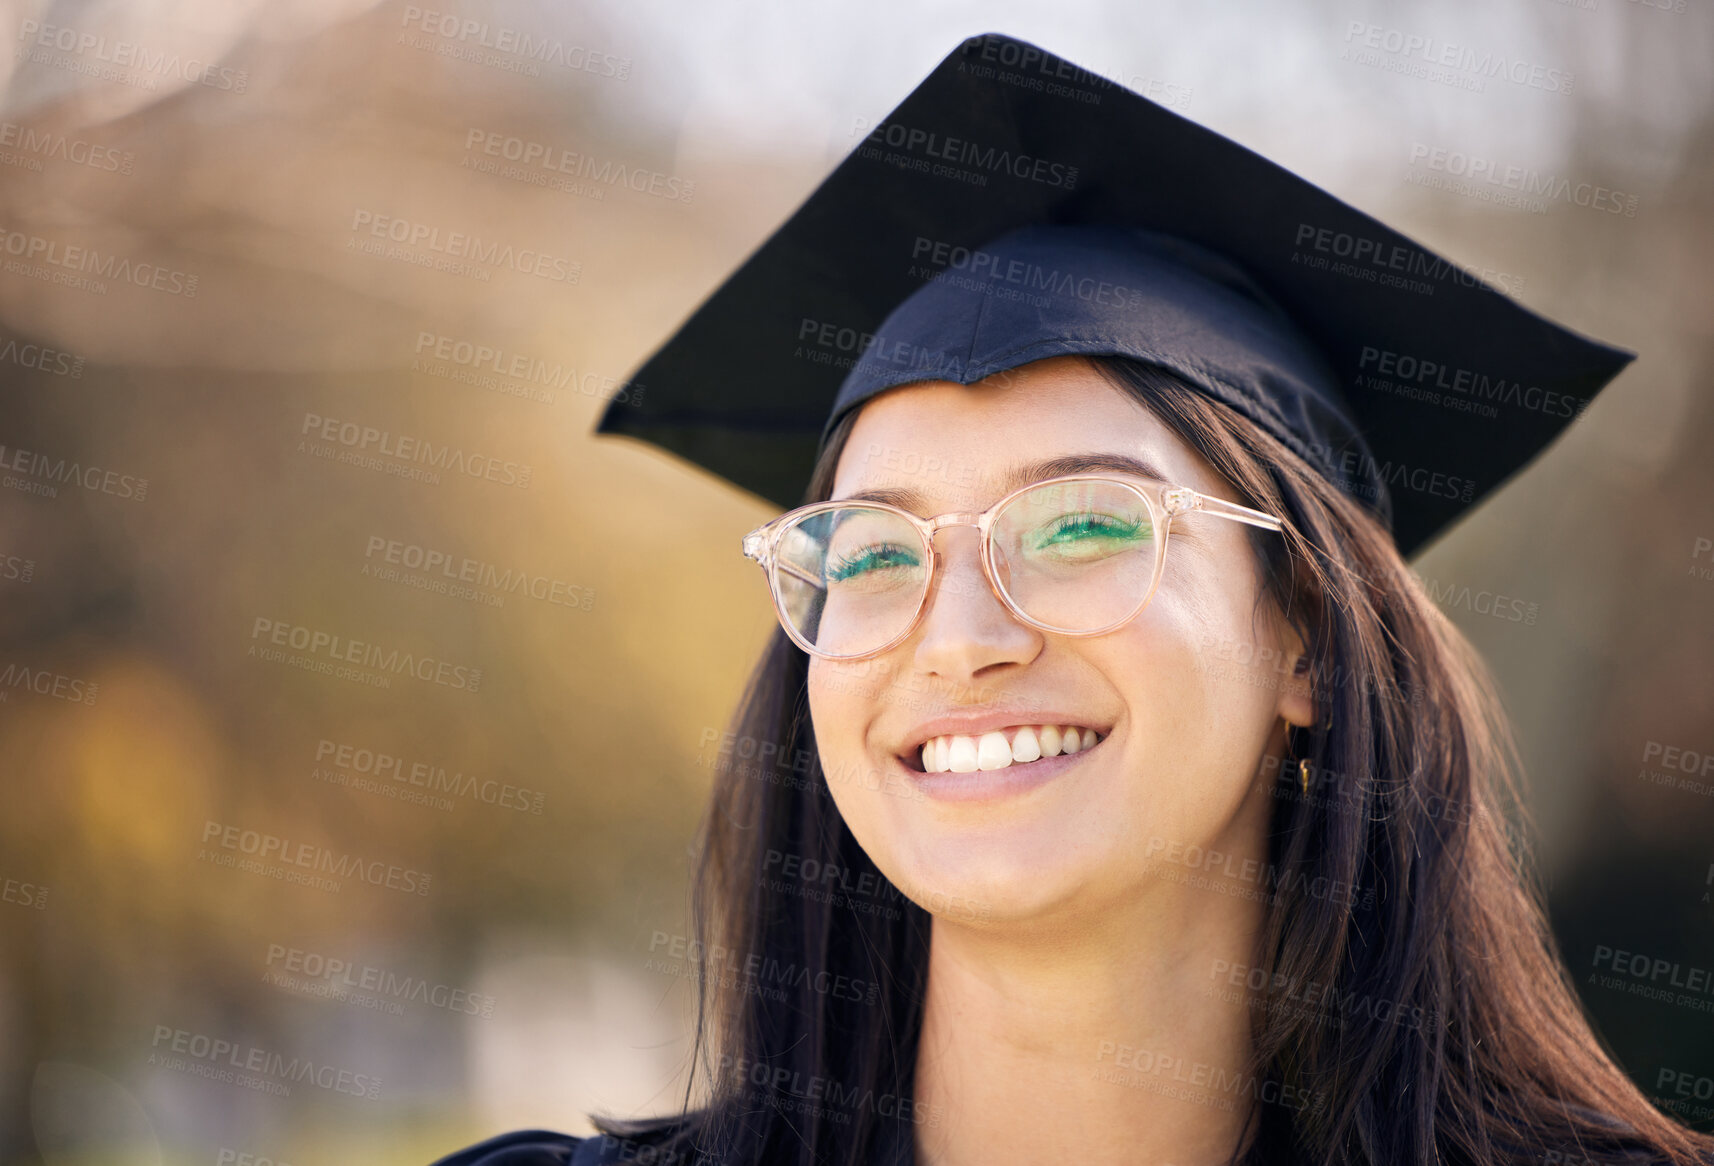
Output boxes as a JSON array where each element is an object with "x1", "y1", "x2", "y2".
[{"x1": 807, "y1": 356, "x2": 1314, "y2": 927}]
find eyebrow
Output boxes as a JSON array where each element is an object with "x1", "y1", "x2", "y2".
[{"x1": 836, "y1": 451, "x2": 1172, "y2": 511}]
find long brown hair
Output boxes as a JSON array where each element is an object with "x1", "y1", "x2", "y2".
[{"x1": 591, "y1": 356, "x2": 1714, "y2": 1166}]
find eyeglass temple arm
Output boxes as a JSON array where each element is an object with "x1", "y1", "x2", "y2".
[{"x1": 1166, "y1": 488, "x2": 1284, "y2": 532}]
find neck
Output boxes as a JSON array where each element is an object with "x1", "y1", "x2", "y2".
[{"x1": 910, "y1": 873, "x2": 1265, "y2": 1166}]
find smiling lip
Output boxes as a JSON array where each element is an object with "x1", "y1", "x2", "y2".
[
  {"x1": 891, "y1": 731, "x2": 1109, "y2": 804},
  {"x1": 892, "y1": 712, "x2": 1112, "y2": 770}
]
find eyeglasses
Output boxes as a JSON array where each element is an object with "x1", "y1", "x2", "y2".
[{"x1": 741, "y1": 473, "x2": 1284, "y2": 661}]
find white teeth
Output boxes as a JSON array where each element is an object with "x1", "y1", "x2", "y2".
[
  {"x1": 915, "y1": 725, "x2": 1104, "y2": 774},
  {"x1": 1011, "y1": 727, "x2": 1041, "y2": 764},
  {"x1": 1038, "y1": 725, "x2": 1062, "y2": 756},
  {"x1": 947, "y1": 736, "x2": 979, "y2": 773},
  {"x1": 977, "y1": 732, "x2": 1012, "y2": 770}
]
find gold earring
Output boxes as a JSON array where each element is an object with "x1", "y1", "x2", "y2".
[{"x1": 1282, "y1": 715, "x2": 1316, "y2": 798}]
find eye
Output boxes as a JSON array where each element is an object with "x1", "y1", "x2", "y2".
[
  {"x1": 1032, "y1": 512, "x2": 1150, "y2": 555},
  {"x1": 826, "y1": 543, "x2": 921, "y2": 583}
]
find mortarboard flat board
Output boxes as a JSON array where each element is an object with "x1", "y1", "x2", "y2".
[{"x1": 593, "y1": 31, "x2": 1634, "y2": 559}]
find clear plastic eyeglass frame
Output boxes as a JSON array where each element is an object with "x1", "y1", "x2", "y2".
[{"x1": 740, "y1": 472, "x2": 1285, "y2": 661}]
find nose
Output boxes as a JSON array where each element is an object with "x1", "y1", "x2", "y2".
[{"x1": 906, "y1": 524, "x2": 1040, "y2": 683}]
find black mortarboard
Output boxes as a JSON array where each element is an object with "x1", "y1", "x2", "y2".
[{"x1": 594, "y1": 31, "x2": 1634, "y2": 558}]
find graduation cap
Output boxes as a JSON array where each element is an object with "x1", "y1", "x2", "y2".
[{"x1": 593, "y1": 31, "x2": 1633, "y2": 558}]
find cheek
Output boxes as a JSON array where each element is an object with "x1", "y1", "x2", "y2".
[
  {"x1": 1102, "y1": 601, "x2": 1209, "y2": 765},
  {"x1": 807, "y1": 659, "x2": 885, "y2": 805},
  {"x1": 806, "y1": 657, "x2": 869, "y2": 749},
  {"x1": 806, "y1": 659, "x2": 930, "y2": 877},
  {"x1": 1098, "y1": 572, "x2": 1277, "y2": 825}
]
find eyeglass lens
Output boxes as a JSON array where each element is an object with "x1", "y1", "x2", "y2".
[{"x1": 772, "y1": 480, "x2": 1160, "y2": 656}]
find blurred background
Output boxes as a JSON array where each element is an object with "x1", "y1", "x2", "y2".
[{"x1": 0, "y1": 0, "x2": 1709, "y2": 1162}]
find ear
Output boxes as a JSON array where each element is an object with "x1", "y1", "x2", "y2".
[{"x1": 1272, "y1": 611, "x2": 1317, "y2": 730}]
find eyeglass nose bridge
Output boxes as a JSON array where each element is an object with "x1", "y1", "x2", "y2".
[
  {"x1": 917, "y1": 513, "x2": 1004, "y2": 610},
  {"x1": 924, "y1": 512, "x2": 983, "y2": 539}
]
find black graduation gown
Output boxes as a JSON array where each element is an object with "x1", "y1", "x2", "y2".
[
  {"x1": 426, "y1": 1114, "x2": 920, "y2": 1166},
  {"x1": 425, "y1": 1128, "x2": 601, "y2": 1166},
  {"x1": 426, "y1": 1113, "x2": 1700, "y2": 1166}
]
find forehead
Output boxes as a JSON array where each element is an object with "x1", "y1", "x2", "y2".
[{"x1": 830, "y1": 357, "x2": 1196, "y2": 512}]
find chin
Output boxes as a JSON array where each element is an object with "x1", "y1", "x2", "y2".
[{"x1": 887, "y1": 824, "x2": 1106, "y2": 924}]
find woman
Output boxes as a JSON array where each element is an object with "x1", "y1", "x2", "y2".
[{"x1": 429, "y1": 33, "x2": 1714, "y2": 1166}]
